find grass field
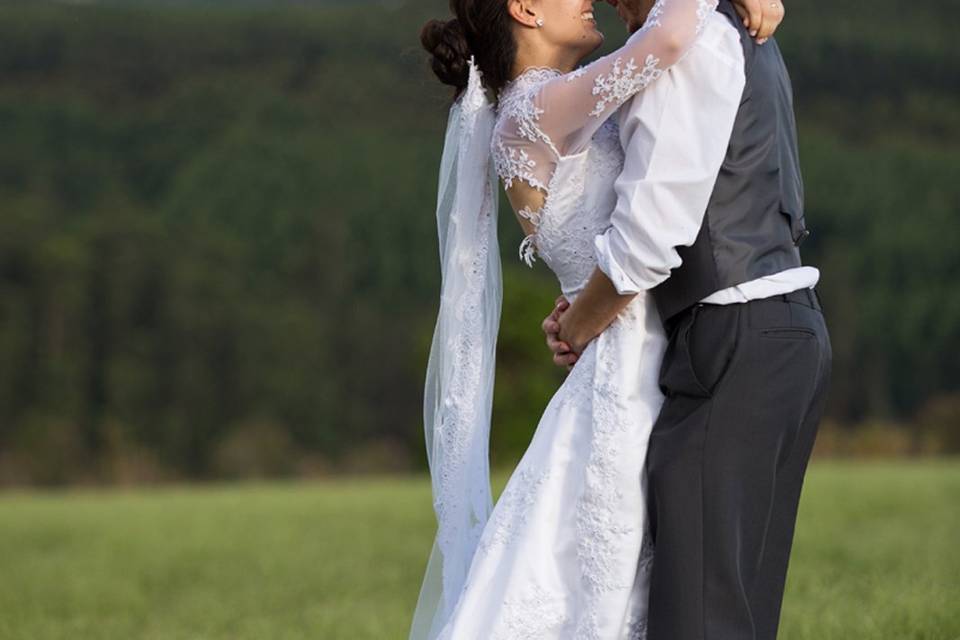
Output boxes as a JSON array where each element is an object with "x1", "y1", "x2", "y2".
[{"x1": 0, "y1": 460, "x2": 958, "y2": 640}]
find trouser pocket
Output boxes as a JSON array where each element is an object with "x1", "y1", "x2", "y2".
[
  {"x1": 659, "y1": 304, "x2": 741, "y2": 398},
  {"x1": 760, "y1": 327, "x2": 816, "y2": 340}
]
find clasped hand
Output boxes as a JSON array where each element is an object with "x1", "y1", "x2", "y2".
[{"x1": 543, "y1": 295, "x2": 582, "y2": 371}]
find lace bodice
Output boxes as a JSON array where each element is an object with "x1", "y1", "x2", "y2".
[
  {"x1": 492, "y1": 0, "x2": 717, "y2": 290},
  {"x1": 497, "y1": 70, "x2": 625, "y2": 294}
]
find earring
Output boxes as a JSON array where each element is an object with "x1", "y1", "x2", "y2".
[{"x1": 535, "y1": 16, "x2": 544, "y2": 27}]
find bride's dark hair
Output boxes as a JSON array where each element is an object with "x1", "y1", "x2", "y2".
[{"x1": 420, "y1": 0, "x2": 517, "y2": 99}]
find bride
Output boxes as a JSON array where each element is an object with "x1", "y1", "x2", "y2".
[{"x1": 410, "y1": 1, "x2": 781, "y2": 638}]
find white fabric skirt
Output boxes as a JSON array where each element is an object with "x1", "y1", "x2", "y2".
[{"x1": 436, "y1": 293, "x2": 668, "y2": 640}]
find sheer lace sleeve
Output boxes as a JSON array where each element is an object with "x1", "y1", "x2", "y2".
[{"x1": 494, "y1": 0, "x2": 718, "y2": 194}]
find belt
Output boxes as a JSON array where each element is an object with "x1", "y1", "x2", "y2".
[
  {"x1": 778, "y1": 287, "x2": 823, "y2": 313},
  {"x1": 697, "y1": 287, "x2": 824, "y2": 314},
  {"x1": 669, "y1": 287, "x2": 825, "y2": 335}
]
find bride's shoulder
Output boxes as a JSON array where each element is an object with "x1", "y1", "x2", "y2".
[
  {"x1": 501, "y1": 66, "x2": 563, "y2": 95},
  {"x1": 496, "y1": 67, "x2": 561, "y2": 114},
  {"x1": 494, "y1": 66, "x2": 566, "y2": 143}
]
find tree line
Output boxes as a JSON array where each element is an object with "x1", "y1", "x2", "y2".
[{"x1": 0, "y1": 0, "x2": 956, "y2": 485}]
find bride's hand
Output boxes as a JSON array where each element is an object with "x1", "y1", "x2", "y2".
[
  {"x1": 731, "y1": 0, "x2": 785, "y2": 44},
  {"x1": 556, "y1": 303, "x2": 594, "y2": 363},
  {"x1": 543, "y1": 295, "x2": 579, "y2": 371}
]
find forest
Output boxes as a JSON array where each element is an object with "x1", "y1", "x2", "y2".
[{"x1": 0, "y1": 0, "x2": 957, "y2": 485}]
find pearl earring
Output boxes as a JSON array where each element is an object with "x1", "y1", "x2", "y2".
[{"x1": 535, "y1": 17, "x2": 544, "y2": 27}]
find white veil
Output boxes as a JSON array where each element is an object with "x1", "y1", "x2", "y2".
[{"x1": 408, "y1": 58, "x2": 502, "y2": 640}]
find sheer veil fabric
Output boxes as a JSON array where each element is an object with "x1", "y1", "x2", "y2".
[{"x1": 409, "y1": 58, "x2": 502, "y2": 640}]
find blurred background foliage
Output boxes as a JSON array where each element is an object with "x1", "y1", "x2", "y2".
[{"x1": 0, "y1": 0, "x2": 957, "y2": 487}]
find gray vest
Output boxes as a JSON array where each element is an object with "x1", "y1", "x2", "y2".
[{"x1": 651, "y1": 0, "x2": 809, "y2": 322}]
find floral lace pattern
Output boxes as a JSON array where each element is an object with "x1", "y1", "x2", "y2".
[
  {"x1": 491, "y1": 585, "x2": 570, "y2": 640},
  {"x1": 492, "y1": 0, "x2": 719, "y2": 194},
  {"x1": 531, "y1": 120, "x2": 623, "y2": 293},
  {"x1": 695, "y1": 0, "x2": 715, "y2": 32},
  {"x1": 583, "y1": 0, "x2": 711, "y2": 118},
  {"x1": 476, "y1": 466, "x2": 551, "y2": 554},
  {"x1": 493, "y1": 67, "x2": 563, "y2": 193},
  {"x1": 589, "y1": 55, "x2": 664, "y2": 118},
  {"x1": 495, "y1": 68, "x2": 627, "y2": 285},
  {"x1": 432, "y1": 188, "x2": 496, "y2": 595},
  {"x1": 574, "y1": 312, "x2": 643, "y2": 640},
  {"x1": 566, "y1": 66, "x2": 588, "y2": 82},
  {"x1": 494, "y1": 139, "x2": 547, "y2": 191},
  {"x1": 493, "y1": 68, "x2": 627, "y2": 289},
  {"x1": 517, "y1": 205, "x2": 542, "y2": 267}
]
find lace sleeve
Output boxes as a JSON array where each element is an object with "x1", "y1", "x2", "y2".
[
  {"x1": 544, "y1": 0, "x2": 717, "y2": 156},
  {"x1": 494, "y1": 0, "x2": 717, "y2": 194}
]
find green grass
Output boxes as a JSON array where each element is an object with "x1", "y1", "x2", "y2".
[{"x1": 0, "y1": 460, "x2": 958, "y2": 639}]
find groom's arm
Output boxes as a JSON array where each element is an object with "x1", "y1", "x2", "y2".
[
  {"x1": 555, "y1": 266, "x2": 636, "y2": 355},
  {"x1": 557, "y1": 26, "x2": 746, "y2": 354}
]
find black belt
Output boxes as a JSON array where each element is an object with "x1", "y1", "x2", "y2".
[
  {"x1": 778, "y1": 287, "x2": 823, "y2": 313},
  {"x1": 701, "y1": 287, "x2": 822, "y2": 312},
  {"x1": 669, "y1": 287, "x2": 824, "y2": 335}
]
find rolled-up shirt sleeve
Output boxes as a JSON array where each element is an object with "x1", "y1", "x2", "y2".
[{"x1": 594, "y1": 26, "x2": 746, "y2": 295}]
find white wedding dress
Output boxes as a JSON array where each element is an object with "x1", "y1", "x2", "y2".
[
  {"x1": 412, "y1": 1, "x2": 718, "y2": 639},
  {"x1": 435, "y1": 72, "x2": 669, "y2": 639}
]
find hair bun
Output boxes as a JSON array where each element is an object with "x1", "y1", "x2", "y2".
[{"x1": 420, "y1": 17, "x2": 471, "y2": 93}]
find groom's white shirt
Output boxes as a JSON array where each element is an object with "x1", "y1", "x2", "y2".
[{"x1": 593, "y1": 11, "x2": 820, "y2": 302}]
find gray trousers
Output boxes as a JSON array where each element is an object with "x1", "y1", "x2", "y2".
[{"x1": 646, "y1": 288, "x2": 832, "y2": 640}]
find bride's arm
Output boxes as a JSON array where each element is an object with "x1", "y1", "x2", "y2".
[
  {"x1": 497, "y1": 0, "x2": 782, "y2": 199},
  {"x1": 533, "y1": 0, "x2": 718, "y2": 158}
]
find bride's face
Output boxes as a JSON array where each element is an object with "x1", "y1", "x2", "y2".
[{"x1": 537, "y1": 0, "x2": 604, "y2": 57}]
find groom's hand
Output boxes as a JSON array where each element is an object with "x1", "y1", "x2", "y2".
[
  {"x1": 543, "y1": 295, "x2": 579, "y2": 371},
  {"x1": 732, "y1": 0, "x2": 785, "y2": 44}
]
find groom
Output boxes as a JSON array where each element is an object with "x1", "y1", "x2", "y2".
[{"x1": 543, "y1": 0, "x2": 832, "y2": 638}]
